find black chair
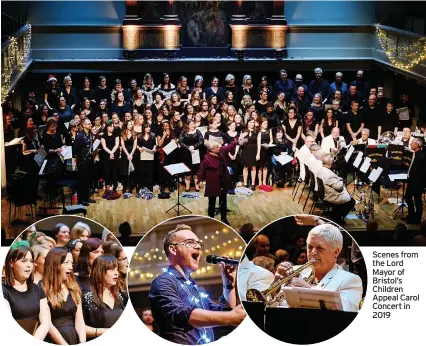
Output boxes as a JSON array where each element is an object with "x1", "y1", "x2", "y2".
[
  {"x1": 292, "y1": 157, "x2": 302, "y2": 199},
  {"x1": 303, "y1": 170, "x2": 316, "y2": 211},
  {"x1": 310, "y1": 177, "x2": 333, "y2": 215},
  {"x1": 297, "y1": 164, "x2": 311, "y2": 204},
  {"x1": 6, "y1": 173, "x2": 38, "y2": 224}
]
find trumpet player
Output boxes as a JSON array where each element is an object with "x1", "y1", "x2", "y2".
[
  {"x1": 321, "y1": 127, "x2": 346, "y2": 154},
  {"x1": 275, "y1": 224, "x2": 362, "y2": 312}
]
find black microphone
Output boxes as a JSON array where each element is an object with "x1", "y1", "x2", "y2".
[{"x1": 206, "y1": 255, "x2": 239, "y2": 266}]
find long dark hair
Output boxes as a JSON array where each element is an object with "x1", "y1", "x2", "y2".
[
  {"x1": 4, "y1": 246, "x2": 34, "y2": 286},
  {"x1": 90, "y1": 255, "x2": 121, "y2": 307},
  {"x1": 74, "y1": 238, "x2": 103, "y2": 277}
]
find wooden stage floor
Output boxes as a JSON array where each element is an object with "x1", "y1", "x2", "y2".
[{"x1": 2, "y1": 183, "x2": 424, "y2": 240}]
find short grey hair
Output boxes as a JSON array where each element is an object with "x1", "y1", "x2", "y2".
[
  {"x1": 308, "y1": 224, "x2": 343, "y2": 251},
  {"x1": 322, "y1": 154, "x2": 333, "y2": 166},
  {"x1": 413, "y1": 138, "x2": 423, "y2": 148},
  {"x1": 205, "y1": 140, "x2": 221, "y2": 152},
  {"x1": 163, "y1": 224, "x2": 192, "y2": 257},
  {"x1": 336, "y1": 72, "x2": 343, "y2": 77},
  {"x1": 361, "y1": 128, "x2": 370, "y2": 135}
]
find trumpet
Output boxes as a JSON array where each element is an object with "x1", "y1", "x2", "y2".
[{"x1": 246, "y1": 259, "x2": 316, "y2": 306}]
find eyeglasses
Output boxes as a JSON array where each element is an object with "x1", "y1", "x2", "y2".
[{"x1": 170, "y1": 239, "x2": 204, "y2": 250}]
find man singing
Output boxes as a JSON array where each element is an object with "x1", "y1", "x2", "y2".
[
  {"x1": 276, "y1": 224, "x2": 362, "y2": 312},
  {"x1": 74, "y1": 118, "x2": 95, "y2": 206},
  {"x1": 149, "y1": 224, "x2": 245, "y2": 345}
]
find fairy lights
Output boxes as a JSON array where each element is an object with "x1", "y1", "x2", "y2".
[
  {"x1": 1, "y1": 24, "x2": 32, "y2": 103},
  {"x1": 376, "y1": 24, "x2": 426, "y2": 70}
]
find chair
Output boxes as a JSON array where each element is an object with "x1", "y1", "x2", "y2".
[
  {"x1": 292, "y1": 157, "x2": 304, "y2": 200},
  {"x1": 297, "y1": 164, "x2": 311, "y2": 204},
  {"x1": 303, "y1": 170, "x2": 316, "y2": 211},
  {"x1": 310, "y1": 177, "x2": 333, "y2": 216},
  {"x1": 6, "y1": 173, "x2": 38, "y2": 224}
]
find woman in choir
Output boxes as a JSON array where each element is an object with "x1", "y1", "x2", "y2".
[
  {"x1": 234, "y1": 113, "x2": 244, "y2": 133},
  {"x1": 111, "y1": 112, "x2": 123, "y2": 135},
  {"x1": 45, "y1": 74, "x2": 60, "y2": 110},
  {"x1": 43, "y1": 247, "x2": 86, "y2": 345},
  {"x1": 225, "y1": 90, "x2": 236, "y2": 109},
  {"x1": 194, "y1": 112, "x2": 205, "y2": 128},
  {"x1": 158, "y1": 73, "x2": 176, "y2": 99},
  {"x1": 54, "y1": 223, "x2": 71, "y2": 247},
  {"x1": 81, "y1": 97, "x2": 94, "y2": 121},
  {"x1": 190, "y1": 89, "x2": 201, "y2": 112},
  {"x1": 42, "y1": 118, "x2": 64, "y2": 158},
  {"x1": 176, "y1": 76, "x2": 191, "y2": 101},
  {"x1": 111, "y1": 92, "x2": 131, "y2": 121},
  {"x1": 94, "y1": 76, "x2": 111, "y2": 107},
  {"x1": 133, "y1": 114, "x2": 144, "y2": 137},
  {"x1": 71, "y1": 222, "x2": 91, "y2": 242},
  {"x1": 310, "y1": 93, "x2": 325, "y2": 120},
  {"x1": 274, "y1": 91, "x2": 288, "y2": 121},
  {"x1": 320, "y1": 108, "x2": 338, "y2": 139},
  {"x1": 101, "y1": 120, "x2": 120, "y2": 192},
  {"x1": 141, "y1": 73, "x2": 158, "y2": 104},
  {"x1": 82, "y1": 255, "x2": 126, "y2": 339},
  {"x1": 136, "y1": 123, "x2": 157, "y2": 192},
  {"x1": 205, "y1": 76, "x2": 225, "y2": 102},
  {"x1": 97, "y1": 100, "x2": 109, "y2": 118},
  {"x1": 74, "y1": 238, "x2": 104, "y2": 293},
  {"x1": 102, "y1": 242, "x2": 128, "y2": 303},
  {"x1": 272, "y1": 128, "x2": 293, "y2": 186},
  {"x1": 36, "y1": 104, "x2": 50, "y2": 127},
  {"x1": 240, "y1": 117, "x2": 258, "y2": 190},
  {"x1": 256, "y1": 117, "x2": 273, "y2": 187},
  {"x1": 157, "y1": 120, "x2": 177, "y2": 192},
  {"x1": 179, "y1": 119, "x2": 204, "y2": 192},
  {"x1": 240, "y1": 74, "x2": 256, "y2": 101},
  {"x1": 62, "y1": 75, "x2": 78, "y2": 110},
  {"x1": 192, "y1": 75, "x2": 205, "y2": 99},
  {"x1": 130, "y1": 88, "x2": 144, "y2": 116},
  {"x1": 152, "y1": 93, "x2": 164, "y2": 118},
  {"x1": 227, "y1": 105, "x2": 237, "y2": 123},
  {"x1": 302, "y1": 110, "x2": 319, "y2": 141},
  {"x1": 251, "y1": 110, "x2": 261, "y2": 130},
  {"x1": 198, "y1": 100, "x2": 210, "y2": 123},
  {"x1": 67, "y1": 238, "x2": 84, "y2": 264},
  {"x1": 79, "y1": 77, "x2": 95, "y2": 110},
  {"x1": 22, "y1": 125, "x2": 41, "y2": 197},
  {"x1": 220, "y1": 101, "x2": 229, "y2": 119},
  {"x1": 204, "y1": 118, "x2": 223, "y2": 144},
  {"x1": 170, "y1": 111, "x2": 184, "y2": 138},
  {"x1": 208, "y1": 95, "x2": 219, "y2": 112},
  {"x1": 256, "y1": 90, "x2": 269, "y2": 114},
  {"x1": 31, "y1": 244, "x2": 50, "y2": 285},
  {"x1": 3, "y1": 244, "x2": 51, "y2": 340},
  {"x1": 120, "y1": 121, "x2": 137, "y2": 196},
  {"x1": 183, "y1": 102, "x2": 196, "y2": 122},
  {"x1": 282, "y1": 108, "x2": 302, "y2": 149},
  {"x1": 257, "y1": 76, "x2": 273, "y2": 102},
  {"x1": 223, "y1": 120, "x2": 241, "y2": 186},
  {"x1": 170, "y1": 92, "x2": 183, "y2": 114}
]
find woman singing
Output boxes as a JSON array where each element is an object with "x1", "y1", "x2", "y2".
[
  {"x1": 101, "y1": 120, "x2": 120, "y2": 192},
  {"x1": 120, "y1": 121, "x2": 137, "y2": 196},
  {"x1": 157, "y1": 121, "x2": 177, "y2": 193},
  {"x1": 74, "y1": 238, "x2": 104, "y2": 293},
  {"x1": 54, "y1": 223, "x2": 71, "y2": 247},
  {"x1": 256, "y1": 117, "x2": 273, "y2": 188},
  {"x1": 240, "y1": 117, "x2": 258, "y2": 189},
  {"x1": 43, "y1": 247, "x2": 86, "y2": 345},
  {"x1": 136, "y1": 123, "x2": 157, "y2": 192},
  {"x1": 282, "y1": 108, "x2": 302, "y2": 149},
  {"x1": 82, "y1": 255, "x2": 126, "y2": 339},
  {"x1": 320, "y1": 108, "x2": 338, "y2": 139},
  {"x1": 31, "y1": 244, "x2": 50, "y2": 285},
  {"x1": 71, "y1": 222, "x2": 91, "y2": 241},
  {"x1": 3, "y1": 244, "x2": 51, "y2": 340}
]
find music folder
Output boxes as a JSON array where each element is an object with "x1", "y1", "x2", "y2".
[
  {"x1": 279, "y1": 287, "x2": 343, "y2": 311},
  {"x1": 164, "y1": 163, "x2": 191, "y2": 176}
]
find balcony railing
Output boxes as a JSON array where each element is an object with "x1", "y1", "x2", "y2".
[{"x1": 1, "y1": 24, "x2": 32, "y2": 103}]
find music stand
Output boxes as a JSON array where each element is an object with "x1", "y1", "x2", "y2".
[
  {"x1": 389, "y1": 174, "x2": 408, "y2": 218},
  {"x1": 164, "y1": 163, "x2": 192, "y2": 216}
]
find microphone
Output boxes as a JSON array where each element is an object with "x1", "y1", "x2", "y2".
[{"x1": 206, "y1": 255, "x2": 240, "y2": 266}]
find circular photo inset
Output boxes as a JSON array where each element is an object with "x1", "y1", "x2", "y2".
[
  {"x1": 128, "y1": 215, "x2": 247, "y2": 345},
  {"x1": 1, "y1": 215, "x2": 129, "y2": 344},
  {"x1": 237, "y1": 214, "x2": 367, "y2": 344}
]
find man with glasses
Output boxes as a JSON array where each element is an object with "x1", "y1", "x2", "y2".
[
  {"x1": 74, "y1": 118, "x2": 95, "y2": 206},
  {"x1": 149, "y1": 224, "x2": 245, "y2": 344}
]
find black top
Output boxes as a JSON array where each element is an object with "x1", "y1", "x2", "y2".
[
  {"x1": 2, "y1": 283, "x2": 46, "y2": 320},
  {"x1": 49, "y1": 293, "x2": 79, "y2": 345},
  {"x1": 272, "y1": 139, "x2": 292, "y2": 156},
  {"x1": 82, "y1": 291, "x2": 125, "y2": 329},
  {"x1": 205, "y1": 87, "x2": 225, "y2": 102},
  {"x1": 42, "y1": 132, "x2": 63, "y2": 152},
  {"x1": 94, "y1": 86, "x2": 112, "y2": 106},
  {"x1": 223, "y1": 131, "x2": 238, "y2": 145},
  {"x1": 362, "y1": 106, "x2": 380, "y2": 138},
  {"x1": 61, "y1": 87, "x2": 79, "y2": 107},
  {"x1": 204, "y1": 130, "x2": 223, "y2": 141},
  {"x1": 346, "y1": 111, "x2": 365, "y2": 133},
  {"x1": 283, "y1": 119, "x2": 302, "y2": 139},
  {"x1": 322, "y1": 119, "x2": 337, "y2": 137},
  {"x1": 380, "y1": 111, "x2": 399, "y2": 133},
  {"x1": 102, "y1": 133, "x2": 119, "y2": 159},
  {"x1": 45, "y1": 86, "x2": 61, "y2": 108},
  {"x1": 111, "y1": 102, "x2": 131, "y2": 121},
  {"x1": 79, "y1": 89, "x2": 95, "y2": 104},
  {"x1": 74, "y1": 131, "x2": 93, "y2": 162},
  {"x1": 255, "y1": 101, "x2": 269, "y2": 115}
]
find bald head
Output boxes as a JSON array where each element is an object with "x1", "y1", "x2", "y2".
[
  {"x1": 254, "y1": 234, "x2": 271, "y2": 257},
  {"x1": 331, "y1": 127, "x2": 340, "y2": 139}
]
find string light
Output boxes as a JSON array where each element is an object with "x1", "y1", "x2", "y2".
[
  {"x1": 1, "y1": 24, "x2": 31, "y2": 103},
  {"x1": 376, "y1": 24, "x2": 426, "y2": 70}
]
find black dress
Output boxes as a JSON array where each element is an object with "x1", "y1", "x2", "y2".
[
  {"x1": 259, "y1": 130, "x2": 270, "y2": 166},
  {"x1": 45, "y1": 86, "x2": 61, "y2": 109},
  {"x1": 179, "y1": 130, "x2": 204, "y2": 174},
  {"x1": 283, "y1": 119, "x2": 302, "y2": 148},
  {"x1": 255, "y1": 101, "x2": 268, "y2": 115},
  {"x1": 2, "y1": 283, "x2": 45, "y2": 321},
  {"x1": 49, "y1": 294, "x2": 79, "y2": 345},
  {"x1": 82, "y1": 291, "x2": 125, "y2": 332},
  {"x1": 102, "y1": 134, "x2": 119, "y2": 188},
  {"x1": 223, "y1": 132, "x2": 239, "y2": 170},
  {"x1": 136, "y1": 133, "x2": 156, "y2": 190},
  {"x1": 240, "y1": 130, "x2": 258, "y2": 167},
  {"x1": 322, "y1": 119, "x2": 337, "y2": 138},
  {"x1": 119, "y1": 136, "x2": 135, "y2": 176}
]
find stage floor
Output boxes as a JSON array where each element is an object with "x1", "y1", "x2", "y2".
[{"x1": 2, "y1": 184, "x2": 424, "y2": 240}]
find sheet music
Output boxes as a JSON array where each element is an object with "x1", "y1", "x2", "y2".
[
  {"x1": 140, "y1": 148, "x2": 154, "y2": 160},
  {"x1": 273, "y1": 154, "x2": 293, "y2": 166},
  {"x1": 388, "y1": 173, "x2": 408, "y2": 181},
  {"x1": 262, "y1": 143, "x2": 276, "y2": 148},
  {"x1": 353, "y1": 152, "x2": 363, "y2": 168},
  {"x1": 208, "y1": 136, "x2": 223, "y2": 144},
  {"x1": 396, "y1": 107, "x2": 409, "y2": 121},
  {"x1": 60, "y1": 146, "x2": 73, "y2": 160},
  {"x1": 344, "y1": 145, "x2": 354, "y2": 162},
  {"x1": 93, "y1": 139, "x2": 101, "y2": 151},
  {"x1": 5, "y1": 137, "x2": 24, "y2": 146},
  {"x1": 280, "y1": 287, "x2": 343, "y2": 311},
  {"x1": 368, "y1": 167, "x2": 383, "y2": 183},
  {"x1": 163, "y1": 140, "x2": 177, "y2": 155},
  {"x1": 359, "y1": 157, "x2": 371, "y2": 173},
  {"x1": 191, "y1": 149, "x2": 200, "y2": 164},
  {"x1": 164, "y1": 163, "x2": 191, "y2": 176},
  {"x1": 38, "y1": 160, "x2": 47, "y2": 175},
  {"x1": 128, "y1": 161, "x2": 135, "y2": 175},
  {"x1": 34, "y1": 147, "x2": 47, "y2": 167}
]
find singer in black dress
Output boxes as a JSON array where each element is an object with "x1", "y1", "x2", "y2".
[
  {"x1": 119, "y1": 121, "x2": 137, "y2": 195},
  {"x1": 82, "y1": 255, "x2": 126, "y2": 340},
  {"x1": 101, "y1": 120, "x2": 120, "y2": 191},
  {"x1": 282, "y1": 108, "x2": 302, "y2": 149},
  {"x1": 136, "y1": 123, "x2": 157, "y2": 192},
  {"x1": 256, "y1": 117, "x2": 273, "y2": 187},
  {"x1": 179, "y1": 119, "x2": 204, "y2": 192},
  {"x1": 222, "y1": 121, "x2": 240, "y2": 185},
  {"x1": 240, "y1": 118, "x2": 258, "y2": 189},
  {"x1": 157, "y1": 121, "x2": 177, "y2": 192}
]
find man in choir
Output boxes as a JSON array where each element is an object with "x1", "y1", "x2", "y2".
[
  {"x1": 149, "y1": 224, "x2": 245, "y2": 344},
  {"x1": 321, "y1": 127, "x2": 346, "y2": 155},
  {"x1": 275, "y1": 223, "x2": 362, "y2": 311},
  {"x1": 274, "y1": 69, "x2": 296, "y2": 101},
  {"x1": 378, "y1": 100, "x2": 399, "y2": 138},
  {"x1": 346, "y1": 100, "x2": 364, "y2": 141},
  {"x1": 294, "y1": 74, "x2": 308, "y2": 93},
  {"x1": 397, "y1": 92, "x2": 415, "y2": 130},
  {"x1": 332, "y1": 100, "x2": 347, "y2": 135},
  {"x1": 362, "y1": 95, "x2": 380, "y2": 140},
  {"x1": 404, "y1": 138, "x2": 426, "y2": 224},
  {"x1": 308, "y1": 67, "x2": 330, "y2": 102},
  {"x1": 329, "y1": 72, "x2": 348, "y2": 98},
  {"x1": 292, "y1": 86, "x2": 310, "y2": 116},
  {"x1": 357, "y1": 128, "x2": 376, "y2": 145},
  {"x1": 74, "y1": 118, "x2": 96, "y2": 206},
  {"x1": 350, "y1": 70, "x2": 369, "y2": 99},
  {"x1": 346, "y1": 85, "x2": 361, "y2": 106}
]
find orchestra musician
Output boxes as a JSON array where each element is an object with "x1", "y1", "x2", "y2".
[
  {"x1": 148, "y1": 224, "x2": 245, "y2": 345},
  {"x1": 275, "y1": 224, "x2": 362, "y2": 312},
  {"x1": 398, "y1": 127, "x2": 414, "y2": 149},
  {"x1": 404, "y1": 138, "x2": 426, "y2": 224},
  {"x1": 357, "y1": 128, "x2": 376, "y2": 145},
  {"x1": 321, "y1": 127, "x2": 346, "y2": 155}
]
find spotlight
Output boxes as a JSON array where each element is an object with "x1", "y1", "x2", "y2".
[
  {"x1": 275, "y1": 49, "x2": 284, "y2": 60},
  {"x1": 236, "y1": 50, "x2": 245, "y2": 61},
  {"x1": 165, "y1": 50, "x2": 176, "y2": 60}
]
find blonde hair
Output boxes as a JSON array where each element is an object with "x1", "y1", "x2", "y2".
[{"x1": 71, "y1": 222, "x2": 92, "y2": 239}]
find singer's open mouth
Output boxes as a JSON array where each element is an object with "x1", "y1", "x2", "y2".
[{"x1": 191, "y1": 252, "x2": 200, "y2": 261}]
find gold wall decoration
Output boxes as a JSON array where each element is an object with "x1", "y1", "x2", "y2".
[
  {"x1": 270, "y1": 26, "x2": 286, "y2": 49},
  {"x1": 122, "y1": 25, "x2": 140, "y2": 51},
  {"x1": 164, "y1": 25, "x2": 180, "y2": 49},
  {"x1": 231, "y1": 25, "x2": 248, "y2": 49}
]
